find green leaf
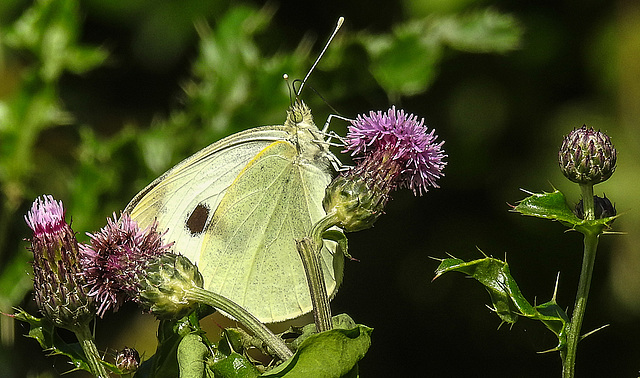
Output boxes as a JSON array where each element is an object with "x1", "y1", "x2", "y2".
[
  {"x1": 3, "y1": 0, "x2": 107, "y2": 81},
  {"x1": 261, "y1": 318, "x2": 372, "y2": 378},
  {"x1": 360, "y1": 26, "x2": 442, "y2": 97},
  {"x1": 11, "y1": 308, "x2": 92, "y2": 374},
  {"x1": 136, "y1": 317, "x2": 194, "y2": 378},
  {"x1": 534, "y1": 299, "x2": 569, "y2": 351},
  {"x1": 357, "y1": 9, "x2": 521, "y2": 98},
  {"x1": 512, "y1": 189, "x2": 615, "y2": 235},
  {"x1": 289, "y1": 313, "x2": 357, "y2": 352},
  {"x1": 209, "y1": 351, "x2": 260, "y2": 378},
  {"x1": 435, "y1": 257, "x2": 531, "y2": 324},
  {"x1": 434, "y1": 256, "x2": 568, "y2": 350},
  {"x1": 177, "y1": 333, "x2": 209, "y2": 378},
  {"x1": 433, "y1": 9, "x2": 522, "y2": 53},
  {"x1": 206, "y1": 328, "x2": 260, "y2": 378}
]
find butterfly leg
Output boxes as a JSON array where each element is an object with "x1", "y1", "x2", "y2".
[{"x1": 321, "y1": 113, "x2": 352, "y2": 134}]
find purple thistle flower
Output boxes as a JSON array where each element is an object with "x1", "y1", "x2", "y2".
[
  {"x1": 79, "y1": 214, "x2": 173, "y2": 317},
  {"x1": 25, "y1": 195, "x2": 67, "y2": 235},
  {"x1": 80, "y1": 214, "x2": 203, "y2": 319},
  {"x1": 345, "y1": 106, "x2": 447, "y2": 196},
  {"x1": 25, "y1": 195, "x2": 94, "y2": 329},
  {"x1": 323, "y1": 107, "x2": 446, "y2": 233}
]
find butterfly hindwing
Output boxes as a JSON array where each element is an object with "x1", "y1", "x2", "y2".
[{"x1": 200, "y1": 140, "x2": 339, "y2": 322}]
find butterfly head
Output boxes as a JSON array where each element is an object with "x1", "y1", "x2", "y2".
[{"x1": 286, "y1": 99, "x2": 314, "y2": 127}]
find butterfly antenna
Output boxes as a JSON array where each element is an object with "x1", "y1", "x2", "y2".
[
  {"x1": 305, "y1": 84, "x2": 341, "y2": 115},
  {"x1": 296, "y1": 16, "x2": 344, "y2": 97},
  {"x1": 292, "y1": 78, "x2": 303, "y2": 98},
  {"x1": 283, "y1": 73, "x2": 295, "y2": 105}
]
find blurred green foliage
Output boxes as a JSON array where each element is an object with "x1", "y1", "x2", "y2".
[
  {"x1": 0, "y1": 0, "x2": 519, "y2": 312},
  {"x1": 1, "y1": 0, "x2": 639, "y2": 376}
]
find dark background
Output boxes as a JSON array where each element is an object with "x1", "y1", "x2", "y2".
[{"x1": 1, "y1": 0, "x2": 639, "y2": 376}]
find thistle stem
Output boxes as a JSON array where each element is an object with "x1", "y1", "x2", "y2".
[
  {"x1": 297, "y1": 237, "x2": 332, "y2": 332},
  {"x1": 561, "y1": 184, "x2": 599, "y2": 378},
  {"x1": 73, "y1": 324, "x2": 109, "y2": 378},
  {"x1": 297, "y1": 212, "x2": 342, "y2": 333},
  {"x1": 579, "y1": 184, "x2": 595, "y2": 221},
  {"x1": 185, "y1": 286, "x2": 293, "y2": 361}
]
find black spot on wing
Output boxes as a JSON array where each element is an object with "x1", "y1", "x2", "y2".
[{"x1": 186, "y1": 203, "x2": 210, "y2": 235}]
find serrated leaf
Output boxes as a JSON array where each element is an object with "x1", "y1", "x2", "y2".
[
  {"x1": 434, "y1": 257, "x2": 568, "y2": 350},
  {"x1": 534, "y1": 300, "x2": 569, "y2": 351},
  {"x1": 435, "y1": 257, "x2": 532, "y2": 324},
  {"x1": 513, "y1": 189, "x2": 614, "y2": 235},
  {"x1": 11, "y1": 309, "x2": 91, "y2": 373},
  {"x1": 261, "y1": 322, "x2": 372, "y2": 378}
]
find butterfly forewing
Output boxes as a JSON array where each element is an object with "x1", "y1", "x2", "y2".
[{"x1": 125, "y1": 126, "x2": 290, "y2": 265}]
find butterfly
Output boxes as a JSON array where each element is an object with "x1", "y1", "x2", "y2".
[{"x1": 123, "y1": 18, "x2": 346, "y2": 323}]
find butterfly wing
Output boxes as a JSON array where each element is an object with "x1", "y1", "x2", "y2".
[
  {"x1": 199, "y1": 140, "x2": 341, "y2": 322},
  {"x1": 125, "y1": 101, "x2": 343, "y2": 323},
  {"x1": 124, "y1": 126, "x2": 290, "y2": 266}
]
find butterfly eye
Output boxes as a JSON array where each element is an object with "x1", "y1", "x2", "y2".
[
  {"x1": 185, "y1": 203, "x2": 210, "y2": 235},
  {"x1": 292, "y1": 108, "x2": 304, "y2": 123}
]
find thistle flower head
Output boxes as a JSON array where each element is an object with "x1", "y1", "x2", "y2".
[
  {"x1": 79, "y1": 214, "x2": 202, "y2": 319},
  {"x1": 25, "y1": 195, "x2": 94, "y2": 330},
  {"x1": 324, "y1": 107, "x2": 446, "y2": 232},
  {"x1": 558, "y1": 125, "x2": 617, "y2": 185},
  {"x1": 344, "y1": 106, "x2": 447, "y2": 196}
]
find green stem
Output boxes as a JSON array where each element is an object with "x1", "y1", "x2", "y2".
[
  {"x1": 579, "y1": 184, "x2": 595, "y2": 221},
  {"x1": 297, "y1": 237, "x2": 332, "y2": 332},
  {"x1": 296, "y1": 212, "x2": 342, "y2": 333},
  {"x1": 311, "y1": 212, "x2": 341, "y2": 248},
  {"x1": 561, "y1": 184, "x2": 599, "y2": 378},
  {"x1": 185, "y1": 286, "x2": 293, "y2": 361},
  {"x1": 73, "y1": 324, "x2": 109, "y2": 378}
]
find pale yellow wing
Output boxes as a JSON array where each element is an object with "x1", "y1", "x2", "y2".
[
  {"x1": 124, "y1": 126, "x2": 290, "y2": 265},
  {"x1": 199, "y1": 140, "x2": 341, "y2": 323}
]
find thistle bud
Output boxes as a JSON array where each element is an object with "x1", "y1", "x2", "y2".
[
  {"x1": 139, "y1": 253, "x2": 204, "y2": 319},
  {"x1": 323, "y1": 159, "x2": 389, "y2": 232},
  {"x1": 558, "y1": 125, "x2": 617, "y2": 185},
  {"x1": 115, "y1": 347, "x2": 140, "y2": 374},
  {"x1": 574, "y1": 194, "x2": 616, "y2": 221},
  {"x1": 25, "y1": 195, "x2": 94, "y2": 330}
]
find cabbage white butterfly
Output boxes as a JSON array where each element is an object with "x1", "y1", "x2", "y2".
[{"x1": 124, "y1": 18, "x2": 345, "y2": 323}]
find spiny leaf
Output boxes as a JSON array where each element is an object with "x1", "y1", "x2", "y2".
[
  {"x1": 512, "y1": 189, "x2": 615, "y2": 236},
  {"x1": 434, "y1": 256, "x2": 568, "y2": 350},
  {"x1": 11, "y1": 308, "x2": 120, "y2": 374}
]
